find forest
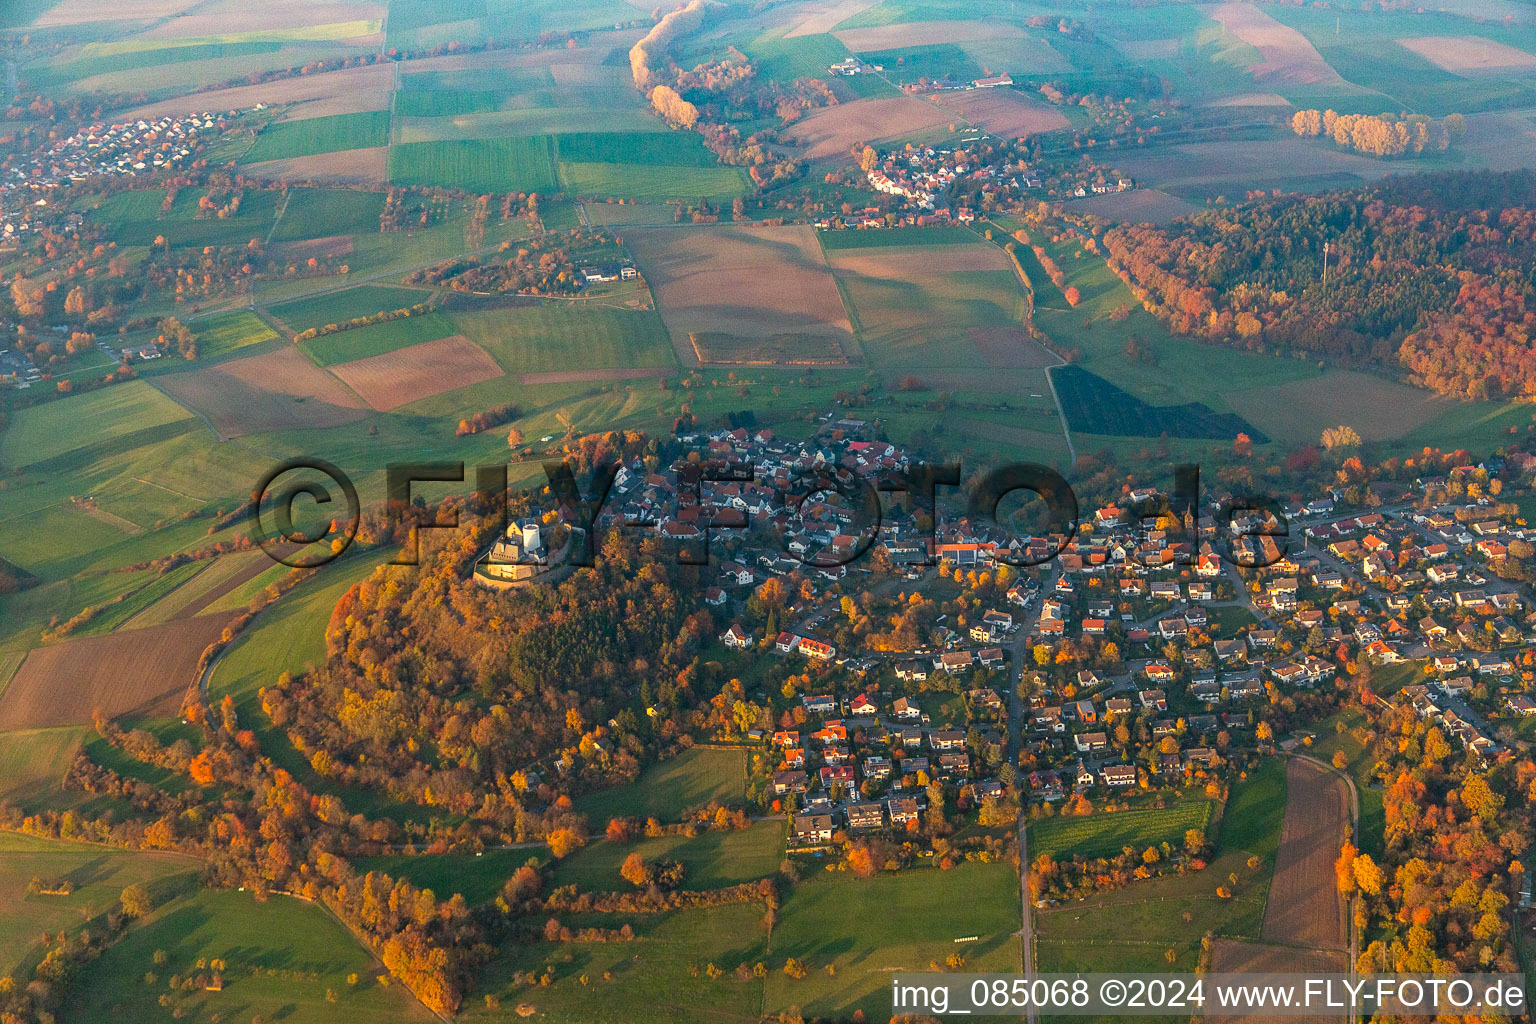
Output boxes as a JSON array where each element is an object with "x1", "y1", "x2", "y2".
[{"x1": 1100, "y1": 169, "x2": 1536, "y2": 399}]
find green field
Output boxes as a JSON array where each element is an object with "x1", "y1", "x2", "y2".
[
  {"x1": 395, "y1": 88, "x2": 505, "y2": 116},
  {"x1": 764, "y1": 861, "x2": 1022, "y2": 1018},
  {"x1": 0, "y1": 832, "x2": 201, "y2": 974},
  {"x1": 453, "y1": 304, "x2": 677, "y2": 375},
  {"x1": 66, "y1": 887, "x2": 436, "y2": 1023},
  {"x1": 551, "y1": 821, "x2": 784, "y2": 892},
  {"x1": 25, "y1": 40, "x2": 286, "y2": 90},
  {"x1": 271, "y1": 188, "x2": 388, "y2": 240},
  {"x1": 818, "y1": 224, "x2": 980, "y2": 250},
  {"x1": 573, "y1": 747, "x2": 747, "y2": 825},
  {"x1": 242, "y1": 111, "x2": 391, "y2": 163},
  {"x1": 301, "y1": 311, "x2": 460, "y2": 367},
  {"x1": 464, "y1": 901, "x2": 771, "y2": 1024},
  {"x1": 86, "y1": 188, "x2": 282, "y2": 248},
  {"x1": 865, "y1": 42, "x2": 983, "y2": 84},
  {"x1": 266, "y1": 284, "x2": 433, "y2": 333},
  {"x1": 1028, "y1": 798, "x2": 1215, "y2": 863},
  {"x1": 388, "y1": 137, "x2": 560, "y2": 193},
  {"x1": 0, "y1": 380, "x2": 194, "y2": 471},
  {"x1": 0, "y1": 727, "x2": 86, "y2": 813},
  {"x1": 555, "y1": 132, "x2": 720, "y2": 167},
  {"x1": 352, "y1": 849, "x2": 530, "y2": 906},
  {"x1": 190, "y1": 309, "x2": 280, "y2": 361},
  {"x1": 556, "y1": 162, "x2": 749, "y2": 202},
  {"x1": 1035, "y1": 759, "x2": 1286, "y2": 984}
]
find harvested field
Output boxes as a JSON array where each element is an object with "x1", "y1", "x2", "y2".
[
  {"x1": 829, "y1": 241, "x2": 1027, "y2": 368},
  {"x1": 517, "y1": 367, "x2": 672, "y2": 385},
  {"x1": 135, "y1": 0, "x2": 384, "y2": 40},
  {"x1": 965, "y1": 326, "x2": 1058, "y2": 369},
  {"x1": 0, "y1": 614, "x2": 236, "y2": 729},
  {"x1": 1206, "y1": 91, "x2": 1291, "y2": 106},
  {"x1": 834, "y1": 19, "x2": 1022, "y2": 52},
  {"x1": 1398, "y1": 35, "x2": 1536, "y2": 73},
  {"x1": 155, "y1": 346, "x2": 368, "y2": 439},
  {"x1": 625, "y1": 225, "x2": 854, "y2": 366},
  {"x1": 327, "y1": 334, "x2": 505, "y2": 410},
  {"x1": 1207, "y1": 2, "x2": 1344, "y2": 85},
  {"x1": 786, "y1": 0, "x2": 880, "y2": 37},
  {"x1": 30, "y1": 0, "x2": 198, "y2": 25},
  {"x1": 1117, "y1": 138, "x2": 1389, "y2": 193},
  {"x1": 784, "y1": 95, "x2": 952, "y2": 158},
  {"x1": 931, "y1": 88, "x2": 1067, "y2": 138},
  {"x1": 122, "y1": 62, "x2": 393, "y2": 121},
  {"x1": 243, "y1": 146, "x2": 387, "y2": 184},
  {"x1": 1206, "y1": 940, "x2": 1348, "y2": 1024},
  {"x1": 1226, "y1": 370, "x2": 1450, "y2": 445},
  {"x1": 1064, "y1": 187, "x2": 1199, "y2": 224},
  {"x1": 1262, "y1": 757, "x2": 1348, "y2": 950}
]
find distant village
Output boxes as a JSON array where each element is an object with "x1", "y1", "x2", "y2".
[{"x1": 0, "y1": 110, "x2": 223, "y2": 246}]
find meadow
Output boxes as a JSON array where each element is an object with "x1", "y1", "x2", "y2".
[
  {"x1": 572, "y1": 747, "x2": 748, "y2": 825},
  {"x1": 271, "y1": 187, "x2": 388, "y2": 240},
  {"x1": 1035, "y1": 759, "x2": 1287, "y2": 991},
  {"x1": 0, "y1": 832, "x2": 201, "y2": 974},
  {"x1": 550, "y1": 821, "x2": 785, "y2": 892},
  {"x1": 266, "y1": 283, "x2": 434, "y2": 333},
  {"x1": 66, "y1": 888, "x2": 437, "y2": 1024},
  {"x1": 241, "y1": 110, "x2": 391, "y2": 163},
  {"x1": 763, "y1": 860, "x2": 1022, "y2": 1019},
  {"x1": 466, "y1": 901, "x2": 771, "y2": 1024}
]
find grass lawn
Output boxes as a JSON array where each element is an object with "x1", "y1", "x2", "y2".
[
  {"x1": 301, "y1": 311, "x2": 460, "y2": 367},
  {"x1": 241, "y1": 110, "x2": 391, "y2": 163},
  {"x1": 0, "y1": 831, "x2": 200, "y2": 974},
  {"x1": 573, "y1": 747, "x2": 747, "y2": 825},
  {"x1": 763, "y1": 860, "x2": 1022, "y2": 1019},
  {"x1": 452, "y1": 304, "x2": 676, "y2": 374},
  {"x1": 265, "y1": 284, "x2": 433, "y2": 333},
  {"x1": 1028, "y1": 797, "x2": 1215, "y2": 862},
  {"x1": 66, "y1": 887, "x2": 436, "y2": 1024},
  {"x1": 551, "y1": 821, "x2": 784, "y2": 893}
]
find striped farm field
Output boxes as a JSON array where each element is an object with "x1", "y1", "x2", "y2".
[
  {"x1": 1028, "y1": 798, "x2": 1216, "y2": 862},
  {"x1": 241, "y1": 110, "x2": 390, "y2": 163},
  {"x1": 387, "y1": 137, "x2": 558, "y2": 192}
]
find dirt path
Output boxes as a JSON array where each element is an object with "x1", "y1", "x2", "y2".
[{"x1": 1205, "y1": 757, "x2": 1350, "y2": 1024}]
